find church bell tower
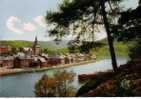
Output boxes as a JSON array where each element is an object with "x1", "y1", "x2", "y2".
[{"x1": 32, "y1": 36, "x2": 41, "y2": 55}]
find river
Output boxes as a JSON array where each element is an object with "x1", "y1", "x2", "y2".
[{"x1": 0, "y1": 57, "x2": 128, "y2": 97}]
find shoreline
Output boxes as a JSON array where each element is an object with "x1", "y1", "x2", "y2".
[{"x1": 0, "y1": 59, "x2": 96, "y2": 76}]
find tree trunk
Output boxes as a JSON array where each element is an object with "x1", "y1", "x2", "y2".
[{"x1": 100, "y1": 0, "x2": 118, "y2": 72}]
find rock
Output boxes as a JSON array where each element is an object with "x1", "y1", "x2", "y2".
[
  {"x1": 81, "y1": 80, "x2": 117, "y2": 97},
  {"x1": 134, "y1": 79, "x2": 141, "y2": 88},
  {"x1": 78, "y1": 73, "x2": 97, "y2": 81},
  {"x1": 133, "y1": 87, "x2": 141, "y2": 96},
  {"x1": 81, "y1": 90, "x2": 97, "y2": 97}
]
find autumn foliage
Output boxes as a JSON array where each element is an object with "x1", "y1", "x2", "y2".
[{"x1": 34, "y1": 70, "x2": 76, "y2": 97}]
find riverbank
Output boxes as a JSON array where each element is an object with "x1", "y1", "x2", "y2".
[
  {"x1": 77, "y1": 59, "x2": 141, "y2": 96},
  {"x1": 0, "y1": 59, "x2": 96, "y2": 76}
]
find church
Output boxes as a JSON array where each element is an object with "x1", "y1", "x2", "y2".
[
  {"x1": 22, "y1": 36, "x2": 41, "y2": 56},
  {"x1": 32, "y1": 36, "x2": 41, "y2": 56}
]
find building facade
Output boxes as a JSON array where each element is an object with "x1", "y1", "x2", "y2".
[
  {"x1": 0, "y1": 46, "x2": 11, "y2": 55},
  {"x1": 0, "y1": 56, "x2": 14, "y2": 69},
  {"x1": 14, "y1": 57, "x2": 33, "y2": 68}
]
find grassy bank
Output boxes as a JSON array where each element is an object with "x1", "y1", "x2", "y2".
[{"x1": 91, "y1": 41, "x2": 130, "y2": 60}]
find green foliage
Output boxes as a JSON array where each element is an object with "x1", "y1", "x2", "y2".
[
  {"x1": 46, "y1": 0, "x2": 123, "y2": 42},
  {"x1": 112, "y1": 2, "x2": 141, "y2": 60},
  {"x1": 34, "y1": 70, "x2": 76, "y2": 97},
  {"x1": 91, "y1": 41, "x2": 129, "y2": 59},
  {"x1": 68, "y1": 43, "x2": 80, "y2": 53},
  {"x1": 43, "y1": 48, "x2": 69, "y2": 55},
  {"x1": 113, "y1": 2, "x2": 141, "y2": 41},
  {"x1": 0, "y1": 39, "x2": 128, "y2": 58},
  {"x1": 128, "y1": 38, "x2": 141, "y2": 59},
  {"x1": 0, "y1": 40, "x2": 32, "y2": 48},
  {"x1": 0, "y1": 40, "x2": 69, "y2": 49},
  {"x1": 46, "y1": 0, "x2": 124, "y2": 72}
]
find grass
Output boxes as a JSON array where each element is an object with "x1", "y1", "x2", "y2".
[
  {"x1": 45, "y1": 48, "x2": 69, "y2": 55},
  {"x1": 0, "y1": 40, "x2": 32, "y2": 48},
  {"x1": 91, "y1": 40, "x2": 130, "y2": 60}
]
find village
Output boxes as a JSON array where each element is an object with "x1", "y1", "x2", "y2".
[{"x1": 0, "y1": 37, "x2": 96, "y2": 75}]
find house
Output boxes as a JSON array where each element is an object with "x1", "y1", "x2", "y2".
[
  {"x1": 69, "y1": 54, "x2": 76, "y2": 63},
  {"x1": 31, "y1": 56, "x2": 48, "y2": 68},
  {"x1": 14, "y1": 56, "x2": 33, "y2": 68},
  {"x1": 0, "y1": 56, "x2": 14, "y2": 69},
  {"x1": 78, "y1": 53, "x2": 85, "y2": 61},
  {"x1": 38, "y1": 57, "x2": 48, "y2": 67},
  {"x1": 23, "y1": 47, "x2": 33, "y2": 56},
  {"x1": 0, "y1": 46, "x2": 11, "y2": 55},
  {"x1": 31, "y1": 57, "x2": 40, "y2": 67},
  {"x1": 41, "y1": 54, "x2": 61, "y2": 66},
  {"x1": 64, "y1": 56, "x2": 70, "y2": 64},
  {"x1": 0, "y1": 60, "x2": 2, "y2": 67},
  {"x1": 59, "y1": 54, "x2": 66, "y2": 64},
  {"x1": 47, "y1": 56, "x2": 61, "y2": 66}
]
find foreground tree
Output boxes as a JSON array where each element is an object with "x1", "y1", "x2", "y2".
[
  {"x1": 113, "y1": 0, "x2": 141, "y2": 59},
  {"x1": 46, "y1": 0, "x2": 124, "y2": 72},
  {"x1": 34, "y1": 70, "x2": 76, "y2": 97},
  {"x1": 100, "y1": 0, "x2": 118, "y2": 71},
  {"x1": 114, "y1": 0, "x2": 141, "y2": 41}
]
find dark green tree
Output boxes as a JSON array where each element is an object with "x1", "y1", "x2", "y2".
[
  {"x1": 46, "y1": 0, "x2": 124, "y2": 72},
  {"x1": 113, "y1": 0, "x2": 141, "y2": 59},
  {"x1": 114, "y1": 0, "x2": 141, "y2": 41}
]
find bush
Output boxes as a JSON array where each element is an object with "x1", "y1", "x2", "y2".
[{"x1": 34, "y1": 70, "x2": 76, "y2": 97}]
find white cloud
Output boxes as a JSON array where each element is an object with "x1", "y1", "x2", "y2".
[
  {"x1": 23, "y1": 22, "x2": 36, "y2": 32},
  {"x1": 6, "y1": 16, "x2": 38, "y2": 34},
  {"x1": 33, "y1": 16, "x2": 46, "y2": 27},
  {"x1": 6, "y1": 16, "x2": 25, "y2": 34}
]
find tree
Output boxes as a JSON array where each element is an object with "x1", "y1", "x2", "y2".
[
  {"x1": 46, "y1": 0, "x2": 123, "y2": 72},
  {"x1": 34, "y1": 70, "x2": 76, "y2": 97},
  {"x1": 68, "y1": 41, "x2": 80, "y2": 53},
  {"x1": 113, "y1": 0, "x2": 141, "y2": 60},
  {"x1": 11, "y1": 47, "x2": 18, "y2": 54},
  {"x1": 100, "y1": 0, "x2": 118, "y2": 71},
  {"x1": 113, "y1": 0, "x2": 141, "y2": 41}
]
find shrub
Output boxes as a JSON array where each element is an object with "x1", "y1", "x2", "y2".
[{"x1": 34, "y1": 70, "x2": 76, "y2": 97}]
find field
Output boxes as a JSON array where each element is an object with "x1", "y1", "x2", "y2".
[{"x1": 91, "y1": 40, "x2": 130, "y2": 59}]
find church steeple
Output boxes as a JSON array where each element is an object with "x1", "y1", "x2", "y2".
[
  {"x1": 32, "y1": 36, "x2": 40, "y2": 55},
  {"x1": 34, "y1": 36, "x2": 38, "y2": 46}
]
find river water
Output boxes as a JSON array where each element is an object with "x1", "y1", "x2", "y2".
[{"x1": 0, "y1": 57, "x2": 128, "y2": 97}]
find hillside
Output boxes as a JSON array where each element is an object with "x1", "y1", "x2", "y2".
[
  {"x1": 39, "y1": 40, "x2": 69, "y2": 48},
  {"x1": 0, "y1": 40, "x2": 32, "y2": 48},
  {"x1": 0, "y1": 40, "x2": 129, "y2": 58},
  {"x1": 0, "y1": 40, "x2": 69, "y2": 48}
]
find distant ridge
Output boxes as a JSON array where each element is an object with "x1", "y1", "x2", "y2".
[
  {"x1": 0, "y1": 37, "x2": 107, "y2": 48},
  {"x1": 39, "y1": 40, "x2": 69, "y2": 48},
  {"x1": 0, "y1": 40, "x2": 69, "y2": 48}
]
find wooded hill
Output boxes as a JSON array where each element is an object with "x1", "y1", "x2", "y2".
[{"x1": 0, "y1": 40, "x2": 69, "y2": 48}]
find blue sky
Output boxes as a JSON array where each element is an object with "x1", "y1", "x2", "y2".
[{"x1": 0, "y1": 0, "x2": 139, "y2": 41}]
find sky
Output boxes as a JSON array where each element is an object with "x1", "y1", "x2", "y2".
[{"x1": 0, "y1": 0, "x2": 139, "y2": 41}]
